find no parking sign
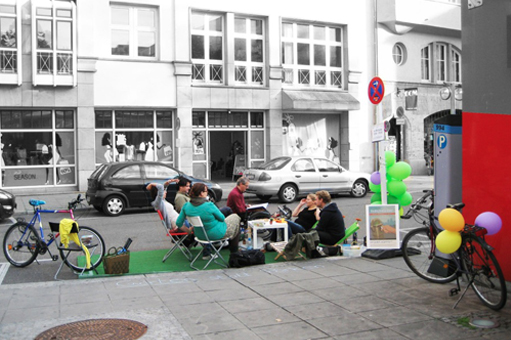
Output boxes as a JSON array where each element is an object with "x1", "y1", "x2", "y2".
[{"x1": 368, "y1": 77, "x2": 385, "y2": 105}]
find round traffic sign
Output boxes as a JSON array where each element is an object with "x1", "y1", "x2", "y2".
[{"x1": 368, "y1": 76, "x2": 385, "y2": 105}]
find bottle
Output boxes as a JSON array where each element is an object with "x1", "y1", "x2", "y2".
[{"x1": 247, "y1": 228, "x2": 253, "y2": 250}]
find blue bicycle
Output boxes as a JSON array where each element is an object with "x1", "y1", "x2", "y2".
[{"x1": 3, "y1": 194, "x2": 105, "y2": 273}]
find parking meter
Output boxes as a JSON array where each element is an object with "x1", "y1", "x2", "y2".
[{"x1": 433, "y1": 114, "x2": 462, "y2": 224}]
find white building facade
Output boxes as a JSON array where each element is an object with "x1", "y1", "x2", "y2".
[{"x1": 0, "y1": 0, "x2": 460, "y2": 193}]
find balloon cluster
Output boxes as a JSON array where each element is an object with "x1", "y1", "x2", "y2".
[
  {"x1": 435, "y1": 209, "x2": 503, "y2": 254},
  {"x1": 369, "y1": 151, "x2": 412, "y2": 216}
]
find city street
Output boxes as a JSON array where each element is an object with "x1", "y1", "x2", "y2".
[{"x1": 0, "y1": 176, "x2": 433, "y2": 285}]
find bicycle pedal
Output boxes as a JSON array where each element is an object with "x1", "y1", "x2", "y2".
[
  {"x1": 449, "y1": 288, "x2": 459, "y2": 296},
  {"x1": 51, "y1": 255, "x2": 59, "y2": 261}
]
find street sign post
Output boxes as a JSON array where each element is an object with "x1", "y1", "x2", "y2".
[{"x1": 368, "y1": 76, "x2": 385, "y2": 105}]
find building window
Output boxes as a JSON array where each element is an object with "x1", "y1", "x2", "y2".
[
  {"x1": 392, "y1": 43, "x2": 406, "y2": 65},
  {"x1": 191, "y1": 12, "x2": 223, "y2": 83},
  {"x1": 421, "y1": 42, "x2": 461, "y2": 83},
  {"x1": 451, "y1": 49, "x2": 461, "y2": 83},
  {"x1": 0, "y1": 2, "x2": 20, "y2": 84},
  {"x1": 32, "y1": 0, "x2": 76, "y2": 86},
  {"x1": 95, "y1": 110, "x2": 174, "y2": 165},
  {"x1": 282, "y1": 22, "x2": 344, "y2": 88},
  {"x1": 234, "y1": 17, "x2": 264, "y2": 85},
  {"x1": 110, "y1": 5, "x2": 157, "y2": 58},
  {"x1": 421, "y1": 45, "x2": 430, "y2": 81},
  {"x1": 0, "y1": 109, "x2": 76, "y2": 187}
]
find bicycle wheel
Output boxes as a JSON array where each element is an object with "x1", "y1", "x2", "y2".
[
  {"x1": 3, "y1": 222, "x2": 40, "y2": 267},
  {"x1": 460, "y1": 237, "x2": 507, "y2": 310},
  {"x1": 402, "y1": 227, "x2": 457, "y2": 283},
  {"x1": 60, "y1": 226, "x2": 106, "y2": 272}
]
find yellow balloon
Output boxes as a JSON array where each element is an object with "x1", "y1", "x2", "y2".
[
  {"x1": 438, "y1": 208, "x2": 465, "y2": 232},
  {"x1": 435, "y1": 230, "x2": 462, "y2": 254}
]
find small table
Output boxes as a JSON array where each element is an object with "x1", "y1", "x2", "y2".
[{"x1": 248, "y1": 219, "x2": 288, "y2": 249}]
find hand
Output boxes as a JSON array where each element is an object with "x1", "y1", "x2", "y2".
[
  {"x1": 382, "y1": 225, "x2": 396, "y2": 234},
  {"x1": 299, "y1": 198, "x2": 306, "y2": 205}
]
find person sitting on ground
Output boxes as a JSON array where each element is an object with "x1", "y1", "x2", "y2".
[
  {"x1": 177, "y1": 182, "x2": 241, "y2": 257},
  {"x1": 286, "y1": 193, "x2": 320, "y2": 238},
  {"x1": 312, "y1": 190, "x2": 345, "y2": 245},
  {"x1": 146, "y1": 179, "x2": 195, "y2": 248},
  {"x1": 174, "y1": 177, "x2": 191, "y2": 213},
  {"x1": 226, "y1": 176, "x2": 251, "y2": 217}
]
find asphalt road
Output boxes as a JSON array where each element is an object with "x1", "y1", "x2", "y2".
[{"x1": 0, "y1": 176, "x2": 434, "y2": 285}]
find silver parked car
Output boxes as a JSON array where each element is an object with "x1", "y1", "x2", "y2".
[{"x1": 243, "y1": 156, "x2": 371, "y2": 203}]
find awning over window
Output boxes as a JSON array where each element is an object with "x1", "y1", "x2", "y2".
[{"x1": 282, "y1": 90, "x2": 360, "y2": 111}]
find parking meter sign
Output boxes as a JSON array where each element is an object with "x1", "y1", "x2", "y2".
[{"x1": 368, "y1": 77, "x2": 385, "y2": 105}]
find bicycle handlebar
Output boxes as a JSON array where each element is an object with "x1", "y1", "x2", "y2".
[{"x1": 67, "y1": 194, "x2": 84, "y2": 210}]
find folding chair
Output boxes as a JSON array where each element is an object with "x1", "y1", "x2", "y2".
[
  {"x1": 187, "y1": 216, "x2": 229, "y2": 270},
  {"x1": 49, "y1": 221, "x2": 99, "y2": 280},
  {"x1": 157, "y1": 210, "x2": 193, "y2": 262}
]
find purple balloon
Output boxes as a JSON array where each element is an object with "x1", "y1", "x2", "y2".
[
  {"x1": 475, "y1": 212, "x2": 502, "y2": 235},
  {"x1": 370, "y1": 171, "x2": 381, "y2": 185}
]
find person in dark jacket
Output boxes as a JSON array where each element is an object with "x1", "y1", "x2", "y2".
[{"x1": 313, "y1": 190, "x2": 345, "y2": 245}]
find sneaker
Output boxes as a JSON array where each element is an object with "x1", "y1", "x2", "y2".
[
  {"x1": 219, "y1": 240, "x2": 229, "y2": 248},
  {"x1": 202, "y1": 254, "x2": 218, "y2": 261}
]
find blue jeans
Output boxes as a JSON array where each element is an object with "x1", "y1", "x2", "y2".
[{"x1": 287, "y1": 220, "x2": 306, "y2": 238}]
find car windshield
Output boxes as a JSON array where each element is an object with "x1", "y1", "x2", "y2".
[{"x1": 257, "y1": 157, "x2": 291, "y2": 170}]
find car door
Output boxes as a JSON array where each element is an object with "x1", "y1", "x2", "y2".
[
  {"x1": 314, "y1": 158, "x2": 350, "y2": 193},
  {"x1": 289, "y1": 158, "x2": 321, "y2": 193},
  {"x1": 109, "y1": 164, "x2": 146, "y2": 207},
  {"x1": 142, "y1": 163, "x2": 180, "y2": 204}
]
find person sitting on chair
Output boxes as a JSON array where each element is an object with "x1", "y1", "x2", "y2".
[
  {"x1": 174, "y1": 177, "x2": 191, "y2": 213},
  {"x1": 177, "y1": 182, "x2": 241, "y2": 256},
  {"x1": 312, "y1": 190, "x2": 345, "y2": 245},
  {"x1": 226, "y1": 176, "x2": 251, "y2": 217},
  {"x1": 286, "y1": 193, "x2": 320, "y2": 238},
  {"x1": 146, "y1": 179, "x2": 195, "y2": 248}
]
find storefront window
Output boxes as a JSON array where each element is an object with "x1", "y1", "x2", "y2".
[
  {"x1": 0, "y1": 110, "x2": 75, "y2": 187},
  {"x1": 95, "y1": 110, "x2": 174, "y2": 165}
]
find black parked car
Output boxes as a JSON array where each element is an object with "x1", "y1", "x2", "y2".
[
  {"x1": 0, "y1": 188, "x2": 16, "y2": 220},
  {"x1": 86, "y1": 161, "x2": 223, "y2": 216}
]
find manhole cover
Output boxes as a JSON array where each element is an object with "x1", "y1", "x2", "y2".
[{"x1": 35, "y1": 318, "x2": 148, "y2": 340}]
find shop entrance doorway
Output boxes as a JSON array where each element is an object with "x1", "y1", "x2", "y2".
[{"x1": 209, "y1": 131, "x2": 247, "y2": 182}]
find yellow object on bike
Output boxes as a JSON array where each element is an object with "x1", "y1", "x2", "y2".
[
  {"x1": 59, "y1": 218, "x2": 91, "y2": 269},
  {"x1": 439, "y1": 208, "x2": 465, "y2": 232},
  {"x1": 435, "y1": 230, "x2": 462, "y2": 254}
]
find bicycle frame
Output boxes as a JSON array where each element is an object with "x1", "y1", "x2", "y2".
[{"x1": 29, "y1": 206, "x2": 76, "y2": 249}]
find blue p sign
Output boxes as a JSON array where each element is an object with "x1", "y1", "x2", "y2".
[{"x1": 437, "y1": 134, "x2": 447, "y2": 149}]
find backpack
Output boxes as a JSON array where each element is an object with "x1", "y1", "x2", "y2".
[{"x1": 228, "y1": 249, "x2": 266, "y2": 268}]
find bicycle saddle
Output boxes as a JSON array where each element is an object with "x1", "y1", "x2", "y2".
[
  {"x1": 447, "y1": 202, "x2": 465, "y2": 211},
  {"x1": 29, "y1": 199, "x2": 46, "y2": 206}
]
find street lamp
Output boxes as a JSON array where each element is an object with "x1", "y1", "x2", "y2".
[{"x1": 440, "y1": 83, "x2": 462, "y2": 115}]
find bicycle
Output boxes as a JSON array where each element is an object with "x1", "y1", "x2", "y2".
[
  {"x1": 3, "y1": 194, "x2": 106, "y2": 274},
  {"x1": 401, "y1": 189, "x2": 507, "y2": 310}
]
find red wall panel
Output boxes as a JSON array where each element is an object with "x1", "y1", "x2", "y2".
[{"x1": 463, "y1": 111, "x2": 511, "y2": 278}]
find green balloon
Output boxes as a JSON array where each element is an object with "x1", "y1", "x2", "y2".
[
  {"x1": 371, "y1": 201, "x2": 382, "y2": 205},
  {"x1": 385, "y1": 151, "x2": 396, "y2": 168},
  {"x1": 369, "y1": 182, "x2": 381, "y2": 193},
  {"x1": 388, "y1": 161, "x2": 412, "y2": 180},
  {"x1": 370, "y1": 193, "x2": 382, "y2": 203},
  {"x1": 398, "y1": 192, "x2": 413, "y2": 207},
  {"x1": 387, "y1": 195, "x2": 399, "y2": 205},
  {"x1": 387, "y1": 179, "x2": 407, "y2": 197}
]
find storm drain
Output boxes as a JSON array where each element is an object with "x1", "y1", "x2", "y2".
[{"x1": 35, "y1": 318, "x2": 148, "y2": 340}]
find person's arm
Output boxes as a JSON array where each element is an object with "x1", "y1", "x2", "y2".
[
  {"x1": 292, "y1": 199, "x2": 306, "y2": 217},
  {"x1": 211, "y1": 203, "x2": 226, "y2": 222},
  {"x1": 176, "y1": 207, "x2": 186, "y2": 228},
  {"x1": 382, "y1": 225, "x2": 396, "y2": 234},
  {"x1": 146, "y1": 183, "x2": 164, "y2": 207}
]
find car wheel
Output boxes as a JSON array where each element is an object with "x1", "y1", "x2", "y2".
[
  {"x1": 102, "y1": 195, "x2": 125, "y2": 216},
  {"x1": 351, "y1": 180, "x2": 368, "y2": 198},
  {"x1": 207, "y1": 190, "x2": 216, "y2": 203},
  {"x1": 256, "y1": 194, "x2": 272, "y2": 201},
  {"x1": 278, "y1": 184, "x2": 297, "y2": 203}
]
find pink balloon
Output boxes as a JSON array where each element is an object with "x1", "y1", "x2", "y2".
[
  {"x1": 475, "y1": 212, "x2": 502, "y2": 235},
  {"x1": 370, "y1": 171, "x2": 381, "y2": 185}
]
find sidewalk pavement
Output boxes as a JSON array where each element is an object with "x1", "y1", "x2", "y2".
[
  {"x1": 3, "y1": 175, "x2": 510, "y2": 339},
  {"x1": 1, "y1": 255, "x2": 510, "y2": 339}
]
